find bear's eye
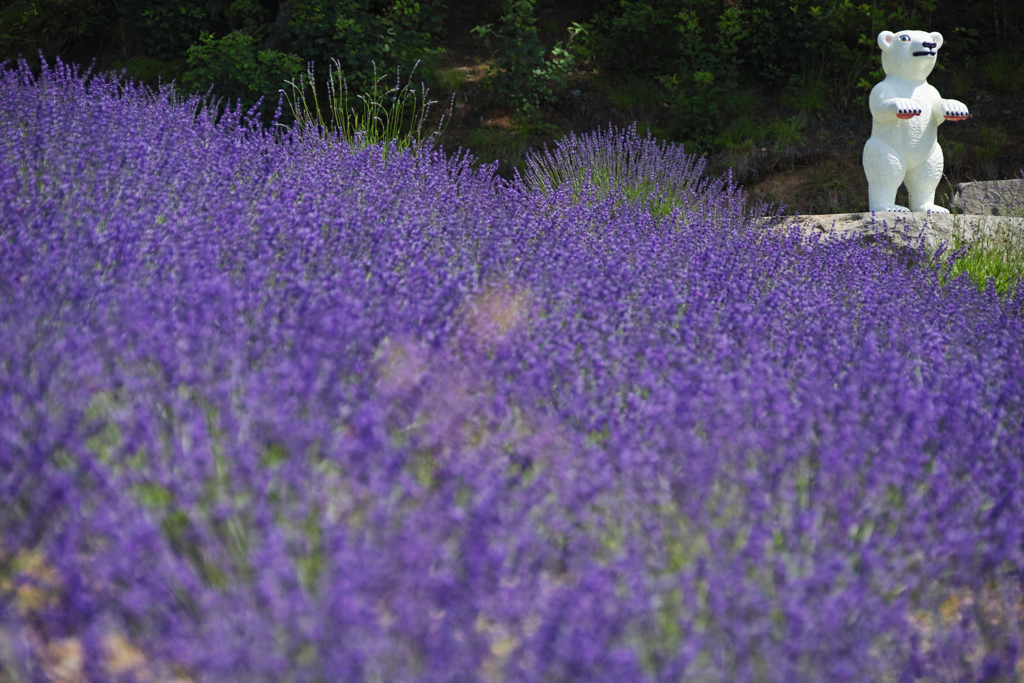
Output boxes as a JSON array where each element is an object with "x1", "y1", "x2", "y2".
[{"x1": 899, "y1": 35, "x2": 911, "y2": 42}]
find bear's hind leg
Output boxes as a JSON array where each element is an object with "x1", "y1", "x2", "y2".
[
  {"x1": 907, "y1": 143, "x2": 948, "y2": 213},
  {"x1": 863, "y1": 137, "x2": 909, "y2": 212}
]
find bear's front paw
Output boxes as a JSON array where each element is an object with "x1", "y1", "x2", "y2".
[
  {"x1": 892, "y1": 98, "x2": 922, "y2": 120},
  {"x1": 942, "y1": 99, "x2": 970, "y2": 121}
]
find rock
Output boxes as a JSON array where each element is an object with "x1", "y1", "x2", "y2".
[
  {"x1": 759, "y1": 212, "x2": 1024, "y2": 257},
  {"x1": 951, "y1": 179, "x2": 1024, "y2": 216}
]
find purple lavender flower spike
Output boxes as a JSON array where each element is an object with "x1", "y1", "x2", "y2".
[{"x1": 2, "y1": 57, "x2": 1024, "y2": 682}]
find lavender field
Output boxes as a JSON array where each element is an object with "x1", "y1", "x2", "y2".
[{"x1": 3, "y1": 58, "x2": 1024, "y2": 683}]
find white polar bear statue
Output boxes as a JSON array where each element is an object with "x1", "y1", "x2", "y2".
[{"x1": 863, "y1": 29, "x2": 969, "y2": 213}]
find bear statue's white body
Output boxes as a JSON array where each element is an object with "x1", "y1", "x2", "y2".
[{"x1": 863, "y1": 30, "x2": 969, "y2": 213}]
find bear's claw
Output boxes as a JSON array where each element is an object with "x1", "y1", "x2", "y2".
[
  {"x1": 914, "y1": 204, "x2": 950, "y2": 214},
  {"x1": 941, "y1": 100, "x2": 969, "y2": 121}
]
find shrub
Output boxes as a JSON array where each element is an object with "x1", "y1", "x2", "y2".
[
  {"x1": 180, "y1": 31, "x2": 302, "y2": 121},
  {"x1": 520, "y1": 122, "x2": 713, "y2": 219},
  {"x1": 118, "y1": 0, "x2": 215, "y2": 61},
  {"x1": 472, "y1": 0, "x2": 575, "y2": 125}
]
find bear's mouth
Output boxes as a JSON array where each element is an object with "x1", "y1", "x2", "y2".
[{"x1": 913, "y1": 50, "x2": 936, "y2": 56}]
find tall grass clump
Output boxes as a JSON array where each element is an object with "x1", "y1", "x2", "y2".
[
  {"x1": 3, "y1": 57, "x2": 1024, "y2": 683},
  {"x1": 283, "y1": 58, "x2": 450, "y2": 158},
  {"x1": 936, "y1": 217, "x2": 1024, "y2": 301},
  {"x1": 981, "y1": 47, "x2": 1024, "y2": 95}
]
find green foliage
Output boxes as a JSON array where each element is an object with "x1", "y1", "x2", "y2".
[
  {"x1": 743, "y1": 0, "x2": 821, "y2": 83},
  {"x1": 583, "y1": 0, "x2": 821, "y2": 83},
  {"x1": 181, "y1": 0, "x2": 446, "y2": 120},
  {"x1": 2, "y1": 0, "x2": 446, "y2": 131},
  {"x1": 580, "y1": 1, "x2": 797, "y2": 148},
  {"x1": 280, "y1": 0, "x2": 443, "y2": 87},
  {"x1": 576, "y1": 0, "x2": 994, "y2": 144},
  {"x1": 946, "y1": 25, "x2": 981, "y2": 61},
  {"x1": 580, "y1": 0, "x2": 681, "y2": 77},
  {"x1": 109, "y1": 56, "x2": 186, "y2": 88},
  {"x1": 119, "y1": 0, "x2": 214, "y2": 61},
  {"x1": 180, "y1": 31, "x2": 302, "y2": 119},
  {"x1": 655, "y1": 5, "x2": 743, "y2": 147},
  {"x1": 0, "y1": 0, "x2": 123, "y2": 67},
  {"x1": 658, "y1": 69, "x2": 720, "y2": 152},
  {"x1": 822, "y1": 0, "x2": 940, "y2": 55},
  {"x1": 781, "y1": 75, "x2": 826, "y2": 114},
  {"x1": 472, "y1": 0, "x2": 575, "y2": 126}
]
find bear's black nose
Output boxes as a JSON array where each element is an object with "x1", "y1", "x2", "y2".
[{"x1": 922, "y1": 41, "x2": 936, "y2": 49}]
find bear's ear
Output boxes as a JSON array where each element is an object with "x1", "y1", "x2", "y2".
[
  {"x1": 877, "y1": 31, "x2": 896, "y2": 52},
  {"x1": 931, "y1": 32, "x2": 943, "y2": 49}
]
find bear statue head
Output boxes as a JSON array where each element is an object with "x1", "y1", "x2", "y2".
[{"x1": 877, "y1": 30, "x2": 944, "y2": 82}]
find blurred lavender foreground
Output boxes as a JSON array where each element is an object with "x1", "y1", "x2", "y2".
[{"x1": 3, "y1": 58, "x2": 1024, "y2": 683}]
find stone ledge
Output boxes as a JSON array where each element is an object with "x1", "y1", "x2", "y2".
[
  {"x1": 760, "y1": 212, "x2": 1024, "y2": 256},
  {"x1": 952, "y1": 180, "x2": 1024, "y2": 216}
]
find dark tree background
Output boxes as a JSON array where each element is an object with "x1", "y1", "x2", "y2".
[{"x1": 2, "y1": 0, "x2": 1021, "y2": 208}]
